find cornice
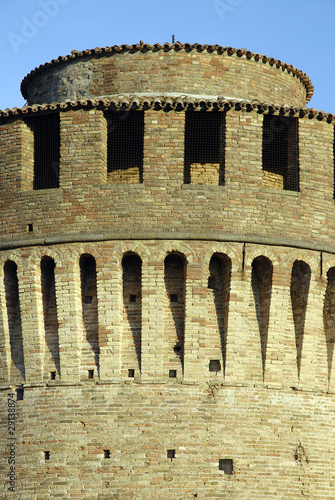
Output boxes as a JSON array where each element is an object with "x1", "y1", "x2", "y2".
[{"x1": 1, "y1": 94, "x2": 334, "y2": 124}]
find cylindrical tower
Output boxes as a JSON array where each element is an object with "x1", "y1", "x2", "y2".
[{"x1": 1, "y1": 43, "x2": 335, "y2": 499}]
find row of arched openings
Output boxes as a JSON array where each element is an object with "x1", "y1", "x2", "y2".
[{"x1": 3, "y1": 254, "x2": 335, "y2": 383}]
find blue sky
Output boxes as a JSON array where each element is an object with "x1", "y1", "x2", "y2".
[{"x1": 0, "y1": 0, "x2": 334, "y2": 113}]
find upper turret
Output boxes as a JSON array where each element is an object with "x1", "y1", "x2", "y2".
[{"x1": 20, "y1": 42, "x2": 313, "y2": 107}]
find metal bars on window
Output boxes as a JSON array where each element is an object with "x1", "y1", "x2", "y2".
[
  {"x1": 184, "y1": 111, "x2": 225, "y2": 185},
  {"x1": 105, "y1": 111, "x2": 144, "y2": 183},
  {"x1": 262, "y1": 115, "x2": 299, "y2": 191},
  {"x1": 26, "y1": 114, "x2": 60, "y2": 190}
]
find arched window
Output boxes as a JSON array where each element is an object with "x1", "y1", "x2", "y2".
[
  {"x1": 164, "y1": 253, "x2": 186, "y2": 377},
  {"x1": 323, "y1": 267, "x2": 335, "y2": 384},
  {"x1": 4, "y1": 260, "x2": 24, "y2": 381},
  {"x1": 122, "y1": 253, "x2": 142, "y2": 376},
  {"x1": 252, "y1": 256, "x2": 273, "y2": 376},
  {"x1": 80, "y1": 254, "x2": 99, "y2": 377},
  {"x1": 207, "y1": 253, "x2": 231, "y2": 375},
  {"x1": 291, "y1": 260, "x2": 311, "y2": 379},
  {"x1": 41, "y1": 256, "x2": 60, "y2": 378}
]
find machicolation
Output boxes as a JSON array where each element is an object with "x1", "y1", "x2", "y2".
[{"x1": 1, "y1": 42, "x2": 335, "y2": 499}]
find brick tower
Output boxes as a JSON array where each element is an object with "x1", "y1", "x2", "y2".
[{"x1": 1, "y1": 42, "x2": 335, "y2": 499}]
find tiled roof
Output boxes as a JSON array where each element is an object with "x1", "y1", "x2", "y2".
[
  {"x1": 1, "y1": 94, "x2": 333, "y2": 124},
  {"x1": 20, "y1": 42, "x2": 314, "y2": 103}
]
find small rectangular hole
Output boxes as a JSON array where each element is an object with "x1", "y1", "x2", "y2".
[
  {"x1": 27, "y1": 223, "x2": 33, "y2": 232},
  {"x1": 50, "y1": 371, "x2": 56, "y2": 380},
  {"x1": 104, "y1": 450, "x2": 110, "y2": 459},
  {"x1": 84, "y1": 296, "x2": 93, "y2": 304},
  {"x1": 16, "y1": 388, "x2": 24, "y2": 401},
  {"x1": 128, "y1": 369, "x2": 135, "y2": 378},
  {"x1": 170, "y1": 294, "x2": 178, "y2": 302},
  {"x1": 44, "y1": 451, "x2": 50, "y2": 460},
  {"x1": 167, "y1": 449, "x2": 175, "y2": 459},
  {"x1": 209, "y1": 360, "x2": 221, "y2": 372},
  {"x1": 219, "y1": 458, "x2": 233, "y2": 474},
  {"x1": 129, "y1": 294, "x2": 136, "y2": 302},
  {"x1": 88, "y1": 370, "x2": 94, "y2": 379},
  {"x1": 169, "y1": 370, "x2": 177, "y2": 378}
]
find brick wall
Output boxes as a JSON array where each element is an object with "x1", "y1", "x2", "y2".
[{"x1": 23, "y1": 49, "x2": 308, "y2": 107}]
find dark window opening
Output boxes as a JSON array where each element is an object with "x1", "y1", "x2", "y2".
[
  {"x1": 16, "y1": 388, "x2": 24, "y2": 400},
  {"x1": 169, "y1": 369, "x2": 177, "y2": 378},
  {"x1": 84, "y1": 296, "x2": 93, "y2": 304},
  {"x1": 28, "y1": 223, "x2": 33, "y2": 232},
  {"x1": 262, "y1": 115, "x2": 299, "y2": 191},
  {"x1": 50, "y1": 371, "x2": 56, "y2": 380},
  {"x1": 105, "y1": 110, "x2": 144, "y2": 183},
  {"x1": 128, "y1": 369, "x2": 135, "y2": 378},
  {"x1": 170, "y1": 294, "x2": 178, "y2": 303},
  {"x1": 208, "y1": 276, "x2": 216, "y2": 289},
  {"x1": 184, "y1": 111, "x2": 225, "y2": 185},
  {"x1": 209, "y1": 360, "x2": 221, "y2": 372},
  {"x1": 26, "y1": 114, "x2": 60, "y2": 190},
  {"x1": 129, "y1": 294, "x2": 137, "y2": 303},
  {"x1": 44, "y1": 451, "x2": 50, "y2": 460},
  {"x1": 104, "y1": 450, "x2": 111, "y2": 459},
  {"x1": 88, "y1": 369, "x2": 94, "y2": 379},
  {"x1": 219, "y1": 458, "x2": 233, "y2": 474},
  {"x1": 173, "y1": 344, "x2": 182, "y2": 354}
]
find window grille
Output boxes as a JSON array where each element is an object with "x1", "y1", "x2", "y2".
[
  {"x1": 26, "y1": 114, "x2": 60, "y2": 190},
  {"x1": 105, "y1": 111, "x2": 144, "y2": 183},
  {"x1": 262, "y1": 115, "x2": 299, "y2": 191},
  {"x1": 184, "y1": 111, "x2": 225, "y2": 185}
]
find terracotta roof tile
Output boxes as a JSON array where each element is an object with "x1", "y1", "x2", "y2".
[{"x1": 1, "y1": 95, "x2": 334, "y2": 124}]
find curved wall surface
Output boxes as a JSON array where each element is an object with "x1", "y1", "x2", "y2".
[
  {"x1": 1, "y1": 44, "x2": 335, "y2": 499},
  {"x1": 20, "y1": 43, "x2": 312, "y2": 107}
]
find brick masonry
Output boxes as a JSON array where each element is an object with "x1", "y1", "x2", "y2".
[{"x1": 0, "y1": 44, "x2": 335, "y2": 499}]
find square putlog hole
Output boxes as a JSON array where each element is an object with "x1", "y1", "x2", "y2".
[
  {"x1": 169, "y1": 370, "x2": 177, "y2": 378},
  {"x1": 167, "y1": 449, "x2": 175, "y2": 459},
  {"x1": 219, "y1": 458, "x2": 233, "y2": 474},
  {"x1": 209, "y1": 360, "x2": 221, "y2": 372}
]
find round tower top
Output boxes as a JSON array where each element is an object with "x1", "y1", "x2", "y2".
[{"x1": 20, "y1": 42, "x2": 313, "y2": 107}]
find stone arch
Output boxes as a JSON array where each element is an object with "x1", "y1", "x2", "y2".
[
  {"x1": 0, "y1": 251, "x2": 23, "y2": 272},
  {"x1": 113, "y1": 242, "x2": 150, "y2": 267},
  {"x1": 290, "y1": 259, "x2": 311, "y2": 380},
  {"x1": 202, "y1": 243, "x2": 242, "y2": 275},
  {"x1": 251, "y1": 255, "x2": 273, "y2": 378},
  {"x1": 322, "y1": 257, "x2": 335, "y2": 280},
  {"x1": 26, "y1": 247, "x2": 63, "y2": 269},
  {"x1": 154, "y1": 242, "x2": 196, "y2": 265},
  {"x1": 284, "y1": 252, "x2": 319, "y2": 276},
  {"x1": 245, "y1": 246, "x2": 280, "y2": 270}
]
